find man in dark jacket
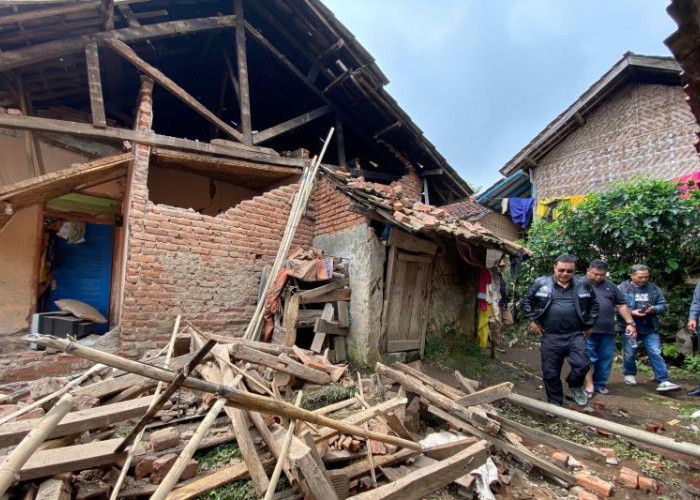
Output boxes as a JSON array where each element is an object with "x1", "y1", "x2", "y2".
[{"x1": 522, "y1": 254, "x2": 599, "y2": 407}]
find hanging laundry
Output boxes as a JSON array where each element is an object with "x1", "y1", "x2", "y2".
[
  {"x1": 477, "y1": 307, "x2": 494, "y2": 348},
  {"x1": 508, "y1": 198, "x2": 535, "y2": 228},
  {"x1": 477, "y1": 268, "x2": 492, "y2": 312},
  {"x1": 501, "y1": 198, "x2": 509, "y2": 214},
  {"x1": 535, "y1": 199, "x2": 551, "y2": 220},
  {"x1": 56, "y1": 220, "x2": 86, "y2": 244}
]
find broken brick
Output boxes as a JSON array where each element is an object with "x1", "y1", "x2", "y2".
[
  {"x1": 576, "y1": 472, "x2": 613, "y2": 497},
  {"x1": 179, "y1": 459, "x2": 199, "y2": 481},
  {"x1": 644, "y1": 459, "x2": 662, "y2": 470},
  {"x1": 645, "y1": 421, "x2": 664, "y2": 433},
  {"x1": 617, "y1": 466, "x2": 638, "y2": 489},
  {"x1": 598, "y1": 447, "x2": 616, "y2": 458},
  {"x1": 551, "y1": 451, "x2": 570, "y2": 468},
  {"x1": 577, "y1": 490, "x2": 600, "y2": 500},
  {"x1": 150, "y1": 453, "x2": 178, "y2": 484},
  {"x1": 394, "y1": 211, "x2": 411, "y2": 224},
  {"x1": 149, "y1": 428, "x2": 180, "y2": 452},
  {"x1": 412, "y1": 203, "x2": 431, "y2": 212},
  {"x1": 638, "y1": 476, "x2": 658, "y2": 493},
  {"x1": 134, "y1": 455, "x2": 157, "y2": 481}
]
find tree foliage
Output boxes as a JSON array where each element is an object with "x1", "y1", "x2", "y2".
[{"x1": 519, "y1": 179, "x2": 700, "y2": 333}]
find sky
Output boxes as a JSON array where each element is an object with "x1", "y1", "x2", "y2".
[{"x1": 322, "y1": 1, "x2": 678, "y2": 194}]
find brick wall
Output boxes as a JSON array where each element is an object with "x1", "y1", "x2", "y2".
[
  {"x1": 391, "y1": 166, "x2": 423, "y2": 200},
  {"x1": 313, "y1": 176, "x2": 367, "y2": 236},
  {"x1": 478, "y1": 212, "x2": 521, "y2": 244},
  {"x1": 532, "y1": 83, "x2": 700, "y2": 199}
]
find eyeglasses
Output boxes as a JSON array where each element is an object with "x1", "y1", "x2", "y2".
[{"x1": 556, "y1": 269, "x2": 575, "y2": 274}]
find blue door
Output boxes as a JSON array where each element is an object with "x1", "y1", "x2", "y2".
[{"x1": 49, "y1": 223, "x2": 114, "y2": 334}]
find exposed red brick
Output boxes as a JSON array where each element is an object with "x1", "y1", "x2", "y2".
[
  {"x1": 150, "y1": 453, "x2": 178, "y2": 484},
  {"x1": 638, "y1": 476, "x2": 658, "y2": 493},
  {"x1": 149, "y1": 428, "x2": 180, "y2": 452},
  {"x1": 551, "y1": 451, "x2": 570, "y2": 467},
  {"x1": 576, "y1": 472, "x2": 613, "y2": 497},
  {"x1": 617, "y1": 466, "x2": 638, "y2": 489},
  {"x1": 134, "y1": 455, "x2": 157, "y2": 480}
]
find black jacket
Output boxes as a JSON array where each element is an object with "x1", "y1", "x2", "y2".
[{"x1": 521, "y1": 276, "x2": 599, "y2": 329}]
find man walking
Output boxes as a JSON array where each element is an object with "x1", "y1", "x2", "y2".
[
  {"x1": 686, "y1": 281, "x2": 700, "y2": 396},
  {"x1": 522, "y1": 255, "x2": 599, "y2": 407},
  {"x1": 618, "y1": 265, "x2": 681, "y2": 393},
  {"x1": 583, "y1": 259, "x2": 636, "y2": 397}
]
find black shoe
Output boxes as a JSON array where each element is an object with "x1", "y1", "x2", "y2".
[{"x1": 688, "y1": 386, "x2": 700, "y2": 397}]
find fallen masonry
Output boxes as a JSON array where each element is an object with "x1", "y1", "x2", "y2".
[{"x1": 0, "y1": 324, "x2": 698, "y2": 499}]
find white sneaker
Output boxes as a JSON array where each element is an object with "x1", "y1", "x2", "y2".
[
  {"x1": 657, "y1": 381, "x2": 681, "y2": 392},
  {"x1": 624, "y1": 375, "x2": 637, "y2": 385}
]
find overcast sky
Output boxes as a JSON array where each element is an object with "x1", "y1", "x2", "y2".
[{"x1": 322, "y1": 1, "x2": 678, "y2": 194}]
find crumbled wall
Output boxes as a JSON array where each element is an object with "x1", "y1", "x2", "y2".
[
  {"x1": 313, "y1": 223, "x2": 384, "y2": 366},
  {"x1": 391, "y1": 166, "x2": 423, "y2": 200},
  {"x1": 313, "y1": 176, "x2": 367, "y2": 236},
  {"x1": 532, "y1": 83, "x2": 700, "y2": 199}
]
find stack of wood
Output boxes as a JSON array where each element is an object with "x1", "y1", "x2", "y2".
[{"x1": 4, "y1": 324, "x2": 700, "y2": 499}]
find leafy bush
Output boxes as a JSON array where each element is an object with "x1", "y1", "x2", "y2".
[{"x1": 517, "y1": 179, "x2": 700, "y2": 335}]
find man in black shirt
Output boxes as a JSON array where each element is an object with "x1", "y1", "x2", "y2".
[
  {"x1": 522, "y1": 255, "x2": 599, "y2": 407},
  {"x1": 583, "y1": 259, "x2": 635, "y2": 397}
]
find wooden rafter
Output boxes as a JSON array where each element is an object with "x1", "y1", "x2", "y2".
[
  {"x1": 253, "y1": 105, "x2": 331, "y2": 144},
  {"x1": 103, "y1": 38, "x2": 244, "y2": 143},
  {"x1": 234, "y1": 0, "x2": 252, "y2": 145},
  {"x1": 0, "y1": 113, "x2": 305, "y2": 167},
  {"x1": 100, "y1": 0, "x2": 114, "y2": 31},
  {"x1": 84, "y1": 42, "x2": 106, "y2": 128},
  {"x1": 0, "y1": 15, "x2": 237, "y2": 73},
  {"x1": 115, "y1": 3, "x2": 140, "y2": 27},
  {"x1": 0, "y1": 2, "x2": 100, "y2": 27}
]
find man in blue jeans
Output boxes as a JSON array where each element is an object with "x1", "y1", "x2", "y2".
[
  {"x1": 618, "y1": 265, "x2": 681, "y2": 393},
  {"x1": 584, "y1": 259, "x2": 636, "y2": 397},
  {"x1": 686, "y1": 280, "x2": 700, "y2": 396}
]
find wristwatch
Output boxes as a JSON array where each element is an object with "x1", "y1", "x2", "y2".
[{"x1": 626, "y1": 321, "x2": 635, "y2": 325}]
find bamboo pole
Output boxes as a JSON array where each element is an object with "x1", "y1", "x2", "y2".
[
  {"x1": 507, "y1": 393, "x2": 700, "y2": 459},
  {"x1": 151, "y1": 397, "x2": 227, "y2": 500},
  {"x1": 0, "y1": 362, "x2": 104, "y2": 426},
  {"x1": 109, "y1": 315, "x2": 182, "y2": 500},
  {"x1": 263, "y1": 391, "x2": 303, "y2": 500},
  {"x1": 244, "y1": 127, "x2": 335, "y2": 341},
  {"x1": 0, "y1": 394, "x2": 74, "y2": 496},
  {"x1": 30, "y1": 335, "x2": 420, "y2": 451}
]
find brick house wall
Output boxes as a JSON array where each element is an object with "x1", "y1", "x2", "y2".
[
  {"x1": 391, "y1": 166, "x2": 423, "y2": 200},
  {"x1": 478, "y1": 212, "x2": 521, "y2": 244},
  {"x1": 532, "y1": 83, "x2": 700, "y2": 199},
  {"x1": 313, "y1": 176, "x2": 367, "y2": 236}
]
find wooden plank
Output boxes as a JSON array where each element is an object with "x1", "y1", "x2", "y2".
[
  {"x1": 314, "y1": 397, "x2": 407, "y2": 445},
  {"x1": 234, "y1": 0, "x2": 252, "y2": 144},
  {"x1": 314, "y1": 319, "x2": 348, "y2": 336},
  {"x1": 166, "y1": 460, "x2": 250, "y2": 500},
  {"x1": 332, "y1": 337, "x2": 346, "y2": 363},
  {"x1": 456, "y1": 382, "x2": 514, "y2": 407},
  {"x1": 396, "y1": 253, "x2": 432, "y2": 263},
  {"x1": 229, "y1": 343, "x2": 330, "y2": 385},
  {"x1": 386, "y1": 340, "x2": 420, "y2": 352},
  {"x1": 0, "y1": 2, "x2": 99, "y2": 26},
  {"x1": 336, "y1": 301, "x2": 349, "y2": 328},
  {"x1": 422, "y1": 436, "x2": 479, "y2": 460},
  {"x1": 104, "y1": 38, "x2": 243, "y2": 142},
  {"x1": 84, "y1": 42, "x2": 107, "y2": 128},
  {"x1": 0, "y1": 396, "x2": 152, "y2": 446},
  {"x1": 338, "y1": 448, "x2": 418, "y2": 480},
  {"x1": 297, "y1": 279, "x2": 349, "y2": 302},
  {"x1": 0, "y1": 113, "x2": 303, "y2": 166},
  {"x1": 10, "y1": 438, "x2": 125, "y2": 481},
  {"x1": 426, "y1": 405, "x2": 575, "y2": 485},
  {"x1": 283, "y1": 294, "x2": 300, "y2": 347},
  {"x1": 310, "y1": 330, "x2": 327, "y2": 354},
  {"x1": 395, "y1": 260, "x2": 419, "y2": 346},
  {"x1": 497, "y1": 417, "x2": 607, "y2": 463},
  {"x1": 299, "y1": 288, "x2": 351, "y2": 304},
  {"x1": 387, "y1": 228, "x2": 437, "y2": 256},
  {"x1": 35, "y1": 476, "x2": 71, "y2": 500},
  {"x1": 384, "y1": 255, "x2": 407, "y2": 351},
  {"x1": 253, "y1": 105, "x2": 332, "y2": 144},
  {"x1": 350, "y1": 440, "x2": 489, "y2": 500},
  {"x1": 0, "y1": 16, "x2": 238, "y2": 73},
  {"x1": 419, "y1": 261, "x2": 434, "y2": 359},
  {"x1": 395, "y1": 362, "x2": 466, "y2": 400}
]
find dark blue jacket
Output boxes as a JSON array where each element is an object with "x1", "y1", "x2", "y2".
[
  {"x1": 522, "y1": 276, "x2": 599, "y2": 328},
  {"x1": 617, "y1": 280, "x2": 667, "y2": 332}
]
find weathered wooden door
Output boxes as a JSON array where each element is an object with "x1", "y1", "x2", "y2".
[{"x1": 383, "y1": 249, "x2": 433, "y2": 354}]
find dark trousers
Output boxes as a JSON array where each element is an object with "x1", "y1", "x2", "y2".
[{"x1": 541, "y1": 331, "x2": 590, "y2": 405}]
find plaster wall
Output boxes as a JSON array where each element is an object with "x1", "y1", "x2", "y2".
[
  {"x1": 313, "y1": 223, "x2": 386, "y2": 365},
  {"x1": 427, "y1": 243, "x2": 481, "y2": 340}
]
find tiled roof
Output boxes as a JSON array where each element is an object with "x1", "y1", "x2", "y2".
[
  {"x1": 441, "y1": 199, "x2": 490, "y2": 220},
  {"x1": 320, "y1": 166, "x2": 531, "y2": 256}
]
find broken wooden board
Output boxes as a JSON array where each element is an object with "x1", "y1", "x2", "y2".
[
  {"x1": 299, "y1": 288, "x2": 351, "y2": 304},
  {"x1": 0, "y1": 396, "x2": 153, "y2": 446},
  {"x1": 229, "y1": 342, "x2": 330, "y2": 385},
  {"x1": 350, "y1": 440, "x2": 489, "y2": 500},
  {"x1": 455, "y1": 382, "x2": 513, "y2": 407},
  {"x1": 314, "y1": 397, "x2": 408, "y2": 445},
  {"x1": 297, "y1": 279, "x2": 349, "y2": 303}
]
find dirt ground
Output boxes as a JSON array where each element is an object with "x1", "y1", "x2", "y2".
[{"x1": 422, "y1": 336, "x2": 700, "y2": 499}]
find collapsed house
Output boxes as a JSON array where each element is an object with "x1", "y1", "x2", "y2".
[{"x1": 0, "y1": 0, "x2": 527, "y2": 382}]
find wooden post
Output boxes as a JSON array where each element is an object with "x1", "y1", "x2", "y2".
[
  {"x1": 234, "y1": 0, "x2": 252, "y2": 144},
  {"x1": 0, "y1": 394, "x2": 74, "y2": 496},
  {"x1": 335, "y1": 113, "x2": 346, "y2": 168},
  {"x1": 85, "y1": 42, "x2": 107, "y2": 128}
]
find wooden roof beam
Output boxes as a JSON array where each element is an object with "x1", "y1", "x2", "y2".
[
  {"x1": 0, "y1": 113, "x2": 306, "y2": 167},
  {"x1": 84, "y1": 42, "x2": 106, "y2": 128},
  {"x1": 0, "y1": 2, "x2": 100, "y2": 26},
  {"x1": 253, "y1": 105, "x2": 331, "y2": 144},
  {"x1": 234, "y1": 0, "x2": 252, "y2": 145},
  {"x1": 0, "y1": 15, "x2": 237, "y2": 73},
  {"x1": 103, "y1": 37, "x2": 244, "y2": 143}
]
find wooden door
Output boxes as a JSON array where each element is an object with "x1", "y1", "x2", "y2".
[{"x1": 384, "y1": 250, "x2": 433, "y2": 354}]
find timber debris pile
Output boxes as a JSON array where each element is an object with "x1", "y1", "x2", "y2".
[{"x1": 2, "y1": 320, "x2": 696, "y2": 499}]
